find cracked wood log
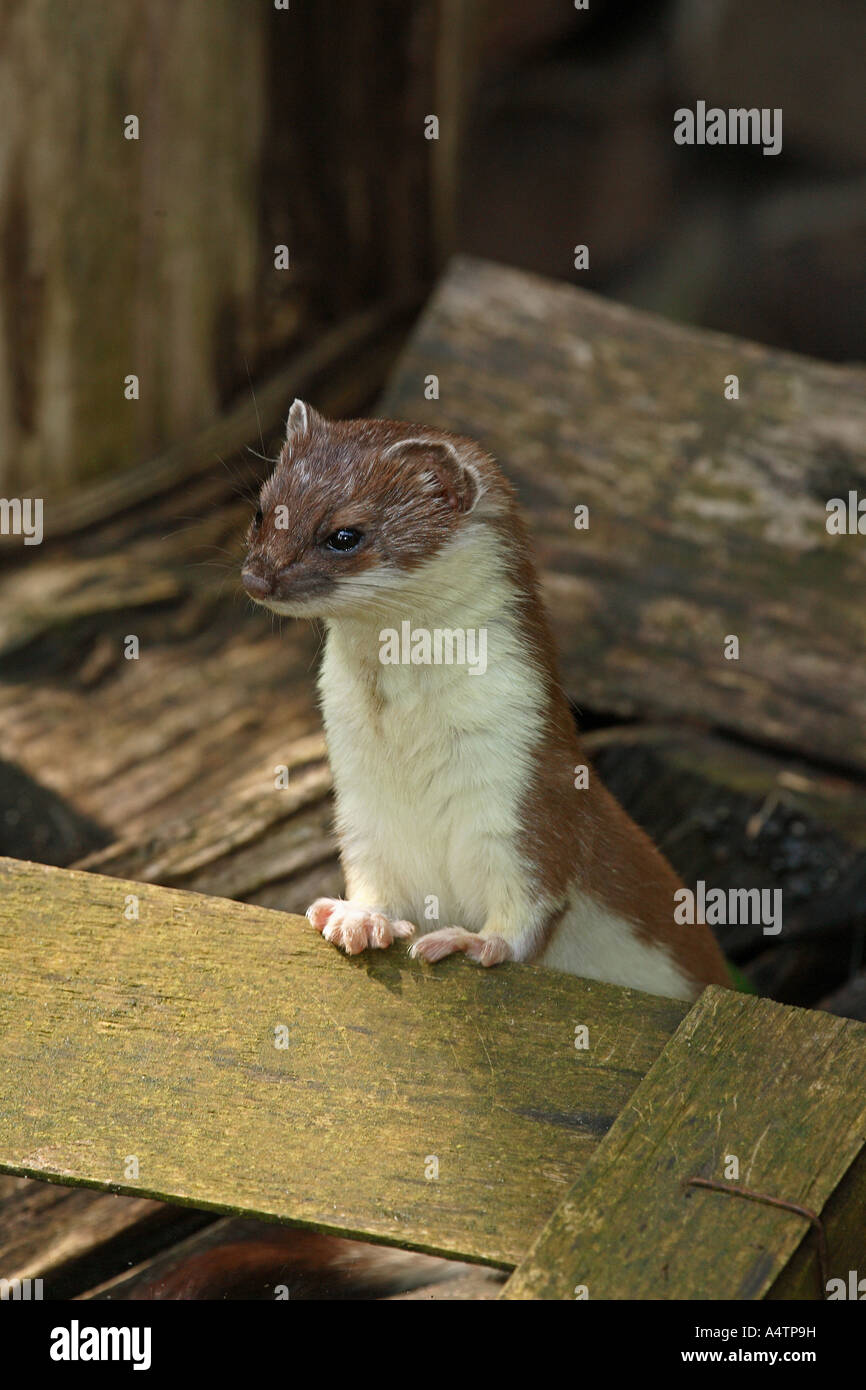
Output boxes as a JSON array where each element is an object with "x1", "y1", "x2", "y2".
[
  {"x1": 0, "y1": 856, "x2": 687, "y2": 1268},
  {"x1": 501, "y1": 986, "x2": 866, "y2": 1300}
]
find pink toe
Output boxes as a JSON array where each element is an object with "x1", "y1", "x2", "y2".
[
  {"x1": 368, "y1": 914, "x2": 392, "y2": 949},
  {"x1": 307, "y1": 898, "x2": 338, "y2": 931},
  {"x1": 411, "y1": 929, "x2": 470, "y2": 963},
  {"x1": 391, "y1": 918, "x2": 416, "y2": 940},
  {"x1": 321, "y1": 919, "x2": 344, "y2": 946},
  {"x1": 475, "y1": 935, "x2": 510, "y2": 967},
  {"x1": 341, "y1": 919, "x2": 370, "y2": 954}
]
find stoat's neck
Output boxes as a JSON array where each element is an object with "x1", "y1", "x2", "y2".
[{"x1": 326, "y1": 523, "x2": 524, "y2": 652}]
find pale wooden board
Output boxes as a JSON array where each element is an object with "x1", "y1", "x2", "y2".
[
  {"x1": 0, "y1": 857, "x2": 686, "y2": 1267},
  {"x1": 380, "y1": 256, "x2": 866, "y2": 775},
  {"x1": 502, "y1": 986, "x2": 866, "y2": 1299}
]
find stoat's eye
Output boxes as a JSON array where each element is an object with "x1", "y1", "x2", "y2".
[
  {"x1": 325, "y1": 527, "x2": 363, "y2": 552},
  {"x1": 253, "y1": 507, "x2": 263, "y2": 529}
]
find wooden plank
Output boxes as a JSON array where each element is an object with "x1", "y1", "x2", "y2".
[
  {"x1": 0, "y1": 857, "x2": 687, "y2": 1268},
  {"x1": 502, "y1": 986, "x2": 866, "y2": 1299},
  {"x1": 379, "y1": 256, "x2": 866, "y2": 776}
]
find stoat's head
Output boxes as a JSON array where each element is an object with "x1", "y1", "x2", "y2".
[{"x1": 241, "y1": 400, "x2": 501, "y2": 619}]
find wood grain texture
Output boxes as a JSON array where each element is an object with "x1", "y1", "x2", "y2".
[
  {"x1": 379, "y1": 256, "x2": 866, "y2": 774},
  {"x1": 0, "y1": 857, "x2": 686, "y2": 1267},
  {"x1": 502, "y1": 986, "x2": 866, "y2": 1299}
]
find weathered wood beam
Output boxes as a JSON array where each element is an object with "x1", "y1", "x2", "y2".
[
  {"x1": 502, "y1": 986, "x2": 866, "y2": 1299},
  {"x1": 0, "y1": 856, "x2": 686, "y2": 1267}
]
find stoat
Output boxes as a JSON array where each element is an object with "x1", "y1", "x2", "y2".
[{"x1": 242, "y1": 400, "x2": 731, "y2": 1001}]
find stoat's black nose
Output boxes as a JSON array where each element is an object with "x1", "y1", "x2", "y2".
[{"x1": 241, "y1": 569, "x2": 273, "y2": 599}]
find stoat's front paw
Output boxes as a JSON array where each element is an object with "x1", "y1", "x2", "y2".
[
  {"x1": 306, "y1": 898, "x2": 416, "y2": 956},
  {"x1": 410, "y1": 927, "x2": 511, "y2": 967}
]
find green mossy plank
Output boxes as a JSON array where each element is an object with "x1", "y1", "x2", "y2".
[
  {"x1": 502, "y1": 986, "x2": 866, "y2": 1299},
  {"x1": 0, "y1": 857, "x2": 686, "y2": 1268}
]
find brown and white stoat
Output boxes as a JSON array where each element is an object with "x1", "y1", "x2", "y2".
[{"x1": 242, "y1": 400, "x2": 731, "y2": 1001}]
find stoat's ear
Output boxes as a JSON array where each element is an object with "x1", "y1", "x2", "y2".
[
  {"x1": 382, "y1": 435, "x2": 484, "y2": 514},
  {"x1": 285, "y1": 398, "x2": 324, "y2": 443}
]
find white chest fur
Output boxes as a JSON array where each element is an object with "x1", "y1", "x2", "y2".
[
  {"x1": 318, "y1": 536, "x2": 544, "y2": 932},
  {"x1": 314, "y1": 531, "x2": 697, "y2": 1000}
]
